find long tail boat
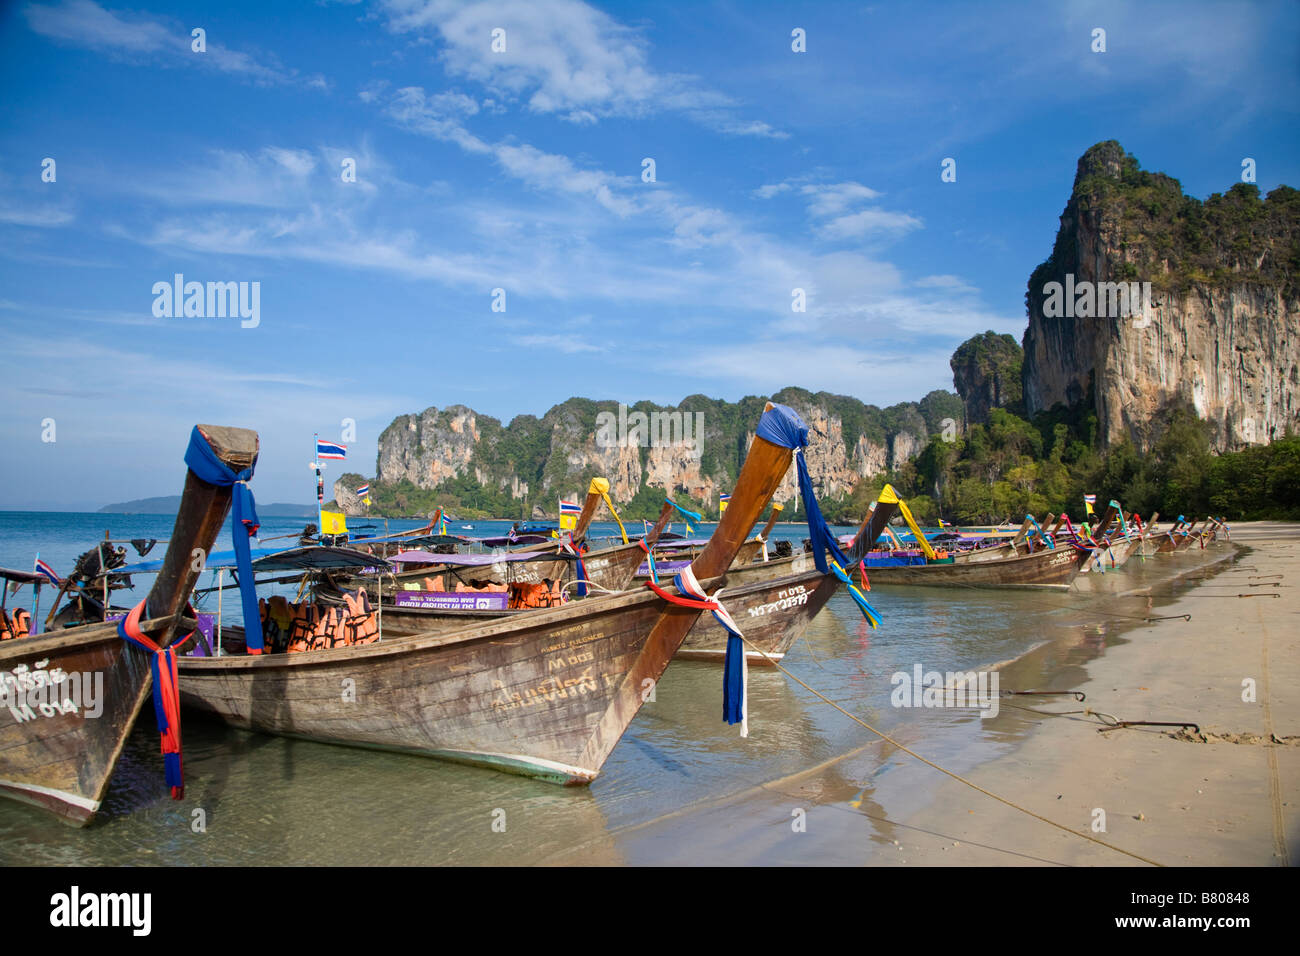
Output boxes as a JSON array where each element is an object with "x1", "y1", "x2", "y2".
[
  {"x1": 1173, "y1": 518, "x2": 1206, "y2": 551},
  {"x1": 1153, "y1": 516, "x2": 1188, "y2": 553},
  {"x1": 176, "y1": 403, "x2": 805, "y2": 785},
  {"x1": 0, "y1": 424, "x2": 258, "y2": 825},
  {"x1": 849, "y1": 493, "x2": 1086, "y2": 590}
]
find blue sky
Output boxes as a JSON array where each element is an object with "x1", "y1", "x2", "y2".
[{"x1": 2, "y1": 0, "x2": 1297, "y2": 509}]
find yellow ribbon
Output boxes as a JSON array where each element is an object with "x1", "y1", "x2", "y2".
[{"x1": 588, "y1": 477, "x2": 628, "y2": 544}]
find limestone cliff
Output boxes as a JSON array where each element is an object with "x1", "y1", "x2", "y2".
[
  {"x1": 363, "y1": 387, "x2": 953, "y2": 516},
  {"x1": 1023, "y1": 141, "x2": 1300, "y2": 452}
]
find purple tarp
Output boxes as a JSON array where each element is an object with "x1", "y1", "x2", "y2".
[{"x1": 390, "y1": 549, "x2": 569, "y2": 566}]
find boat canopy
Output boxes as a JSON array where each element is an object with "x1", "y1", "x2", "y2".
[
  {"x1": 112, "y1": 546, "x2": 392, "y2": 575},
  {"x1": 251, "y1": 547, "x2": 392, "y2": 573},
  {"x1": 0, "y1": 567, "x2": 46, "y2": 585}
]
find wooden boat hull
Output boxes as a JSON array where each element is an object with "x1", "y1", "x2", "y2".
[
  {"x1": 316, "y1": 552, "x2": 832, "y2": 668},
  {"x1": 0, "y1": 621, "x2": 153, "y2": 826},
  {"x1": 949, "y1": 540, "x2": 1015, "y2": 564},
  {"x1": 1154, "y1": 532, "x2": 1183, "y2": 553},
  {"x1": 0, "y1": 423, "x2": 258, "y2": 826},
  {"x1": 1080, "y1": 535, "x2": 1141, "y2": 572},
  {"x1": 181, "y1": 587, "x2": 710, "y2": 784},
  {"x1": 861, "y1": 544, "x2": 1084, "y2": 590}
]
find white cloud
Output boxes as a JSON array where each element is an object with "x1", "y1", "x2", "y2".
[
  {"x1": 23, "y1": 0, "x2": 328, "y2": 88},
  {"x1": 800, "y1": 182, "x2": 882, "y2": 218},
  {"x1": 378, "y1": 0, "x2": 781, "y2": 135},
  {"x1": 818, "y1": 208, "x2": 923, "y2": 240}
]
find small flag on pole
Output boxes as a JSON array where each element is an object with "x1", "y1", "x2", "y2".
[
  {"x1": 356, "y1": 484, "x2": 370, "y2": 498},
  {"x1": 316, "y1": 439, "x2": 347, "y2": 460},
  {"x1": 719, "y1": 492, "x2": 731, "y2": 515},
  {"x1": 34, "y1": 557, "x2": 60, "y2": 585},
  {"x1": 1084, "y1": 493, "x2": 1096, "y2": 516},
  {"x1": 559, "y1": 499, "x2": 581, "y2": 531}
]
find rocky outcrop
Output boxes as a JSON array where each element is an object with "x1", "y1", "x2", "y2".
[
  {"x1": 1022, "y1": 141, "x2": 1300, "y2": 451},
  {"x1": 951, "y1": 332, "x2": 1024, "y2": 427},
  {"x1": 369, "y1": 388, "x2": 945, "y2": 512}
]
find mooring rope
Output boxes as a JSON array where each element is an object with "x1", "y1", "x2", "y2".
[{"x1": 741, "y1": 632, "x2": 1165, "y2": 866}]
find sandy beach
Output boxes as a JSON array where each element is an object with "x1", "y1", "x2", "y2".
[{"x1": 569, "y1": 521, "x2": 1297, "y2": 866}]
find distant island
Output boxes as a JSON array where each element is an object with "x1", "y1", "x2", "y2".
[{"x1": 99, "y1": 496, "x2": 319, "y2": 517}]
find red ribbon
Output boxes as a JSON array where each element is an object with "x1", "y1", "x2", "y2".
[{"x1": 118, "y1": 601, "x2": 186, "y2": 799}]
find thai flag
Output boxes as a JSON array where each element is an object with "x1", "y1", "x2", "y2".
[
  {"x1": 559, "y1": 500, "x2": 582, "y2": 515},
  {"x1": 317, "y1": 439, "x2": 347, "y2": 460},
  {"x1": 34, "y1": 558, "x2": 60, "y2": 585},
  {"x1": 356, "y1": 484, "x2": 370, "y2": 497},
  {"x1": 1083, "y1": 494, "x2": 1097, "y2": 505},
  {"x1": 719, "y1": 493, "x2": 731, "y2": 503}
]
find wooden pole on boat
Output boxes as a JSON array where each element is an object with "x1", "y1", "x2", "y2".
[
  {"x1": 216, "y1": 568, "x2": 223, "y2": 657},
  {"x1": 1040, "y1": 514, "x2": 1057, "y2": 548},
  {"x1": 755, "y1": 502, "x2": 783, "y2": 543},
  {"x1": 1010, "y1": 515, "x2": 1034, "y2": 550},
  {"x1": 144, "y1": 425, "x2": 259, "y2": 648},
  {"x1": 570, "y1": 481, "x2": 605, "y2": 544},
  {"x1": 1094, "y1": 502, "x2": 1118, "y2": 539},
  {"x1": 642, "y1": 500, "x2": 676, "y2": 547},
  {"x1": 754, "y1": 502, "x2": 784, "y2": 561},
  {"x1": 575, "y1": 404, "x2": 795, "y2": 771}
]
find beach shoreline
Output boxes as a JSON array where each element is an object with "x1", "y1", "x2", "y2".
[{"x1": 572, "y1": 521, "x2": 1297, "y2": 866}]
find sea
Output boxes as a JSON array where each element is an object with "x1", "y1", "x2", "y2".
[{"x1": 0, "y1": 510, "x2": 1237, "y2": 864}]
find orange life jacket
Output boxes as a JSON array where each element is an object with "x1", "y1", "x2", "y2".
[
  {"x1": 508, "y1": 580, "x2": 564, "y2": 609},
  {"x1": 343, "y1": 589, "x2": 379, "y2": 645},
  {"x1": 0, "y1": 609, "x2": 16, "y2": 641},
  {"x1": 310, "y1": 606, "x2": 346, "y2": 651},
  {"x1": 10, "y1": 609, "x2": 31, "y2": 637},
  {"x1": 423, "y1": 575, "x2": 445, "y2": 592},
  {"x1": 287, "y1": 603, "x2": 319, "y2": 653}
]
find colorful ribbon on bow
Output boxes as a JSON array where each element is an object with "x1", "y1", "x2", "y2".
[
  {"x1": 646, "y1": 566, "x2": 749, "y2": 736},
  {"x1": 183, "y1": 425, "x2": 264, "y2": 653},
  {"x1": 118, "y1": 600, "x2": 187, "y2": 799}
]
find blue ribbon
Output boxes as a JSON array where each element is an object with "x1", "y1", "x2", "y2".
[
  {"x1": 795, "y1": 449, "x2": 882, "y2": 626},
  {"x1": 722, "y1": 635, "x2": 745, "y2": 725},
  {"x1": 183, "y1": 426, "x2": 264, "y2": 652},
  {"x1": 664, "y1": 498, "x2": 703, "y2": 524}
]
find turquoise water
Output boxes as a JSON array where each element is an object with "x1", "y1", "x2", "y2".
[{"x1": 0, "y1": 509, "x2": 1232, "y2": 863}]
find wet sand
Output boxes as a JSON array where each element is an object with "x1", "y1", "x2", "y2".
[{"x1": 577, "y1": 521, "x2": 1297, "y2": 866}]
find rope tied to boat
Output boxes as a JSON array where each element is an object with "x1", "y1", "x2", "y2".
[
  {"x1": 558, "y1": 535, "x2": 589, "y2": 596},
  {"x1": 117, "y1": 600, "x2": 187, "y2": 799},
  {"x1": 645, "y1": 566, "x2": 749, "y2": 736}
]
